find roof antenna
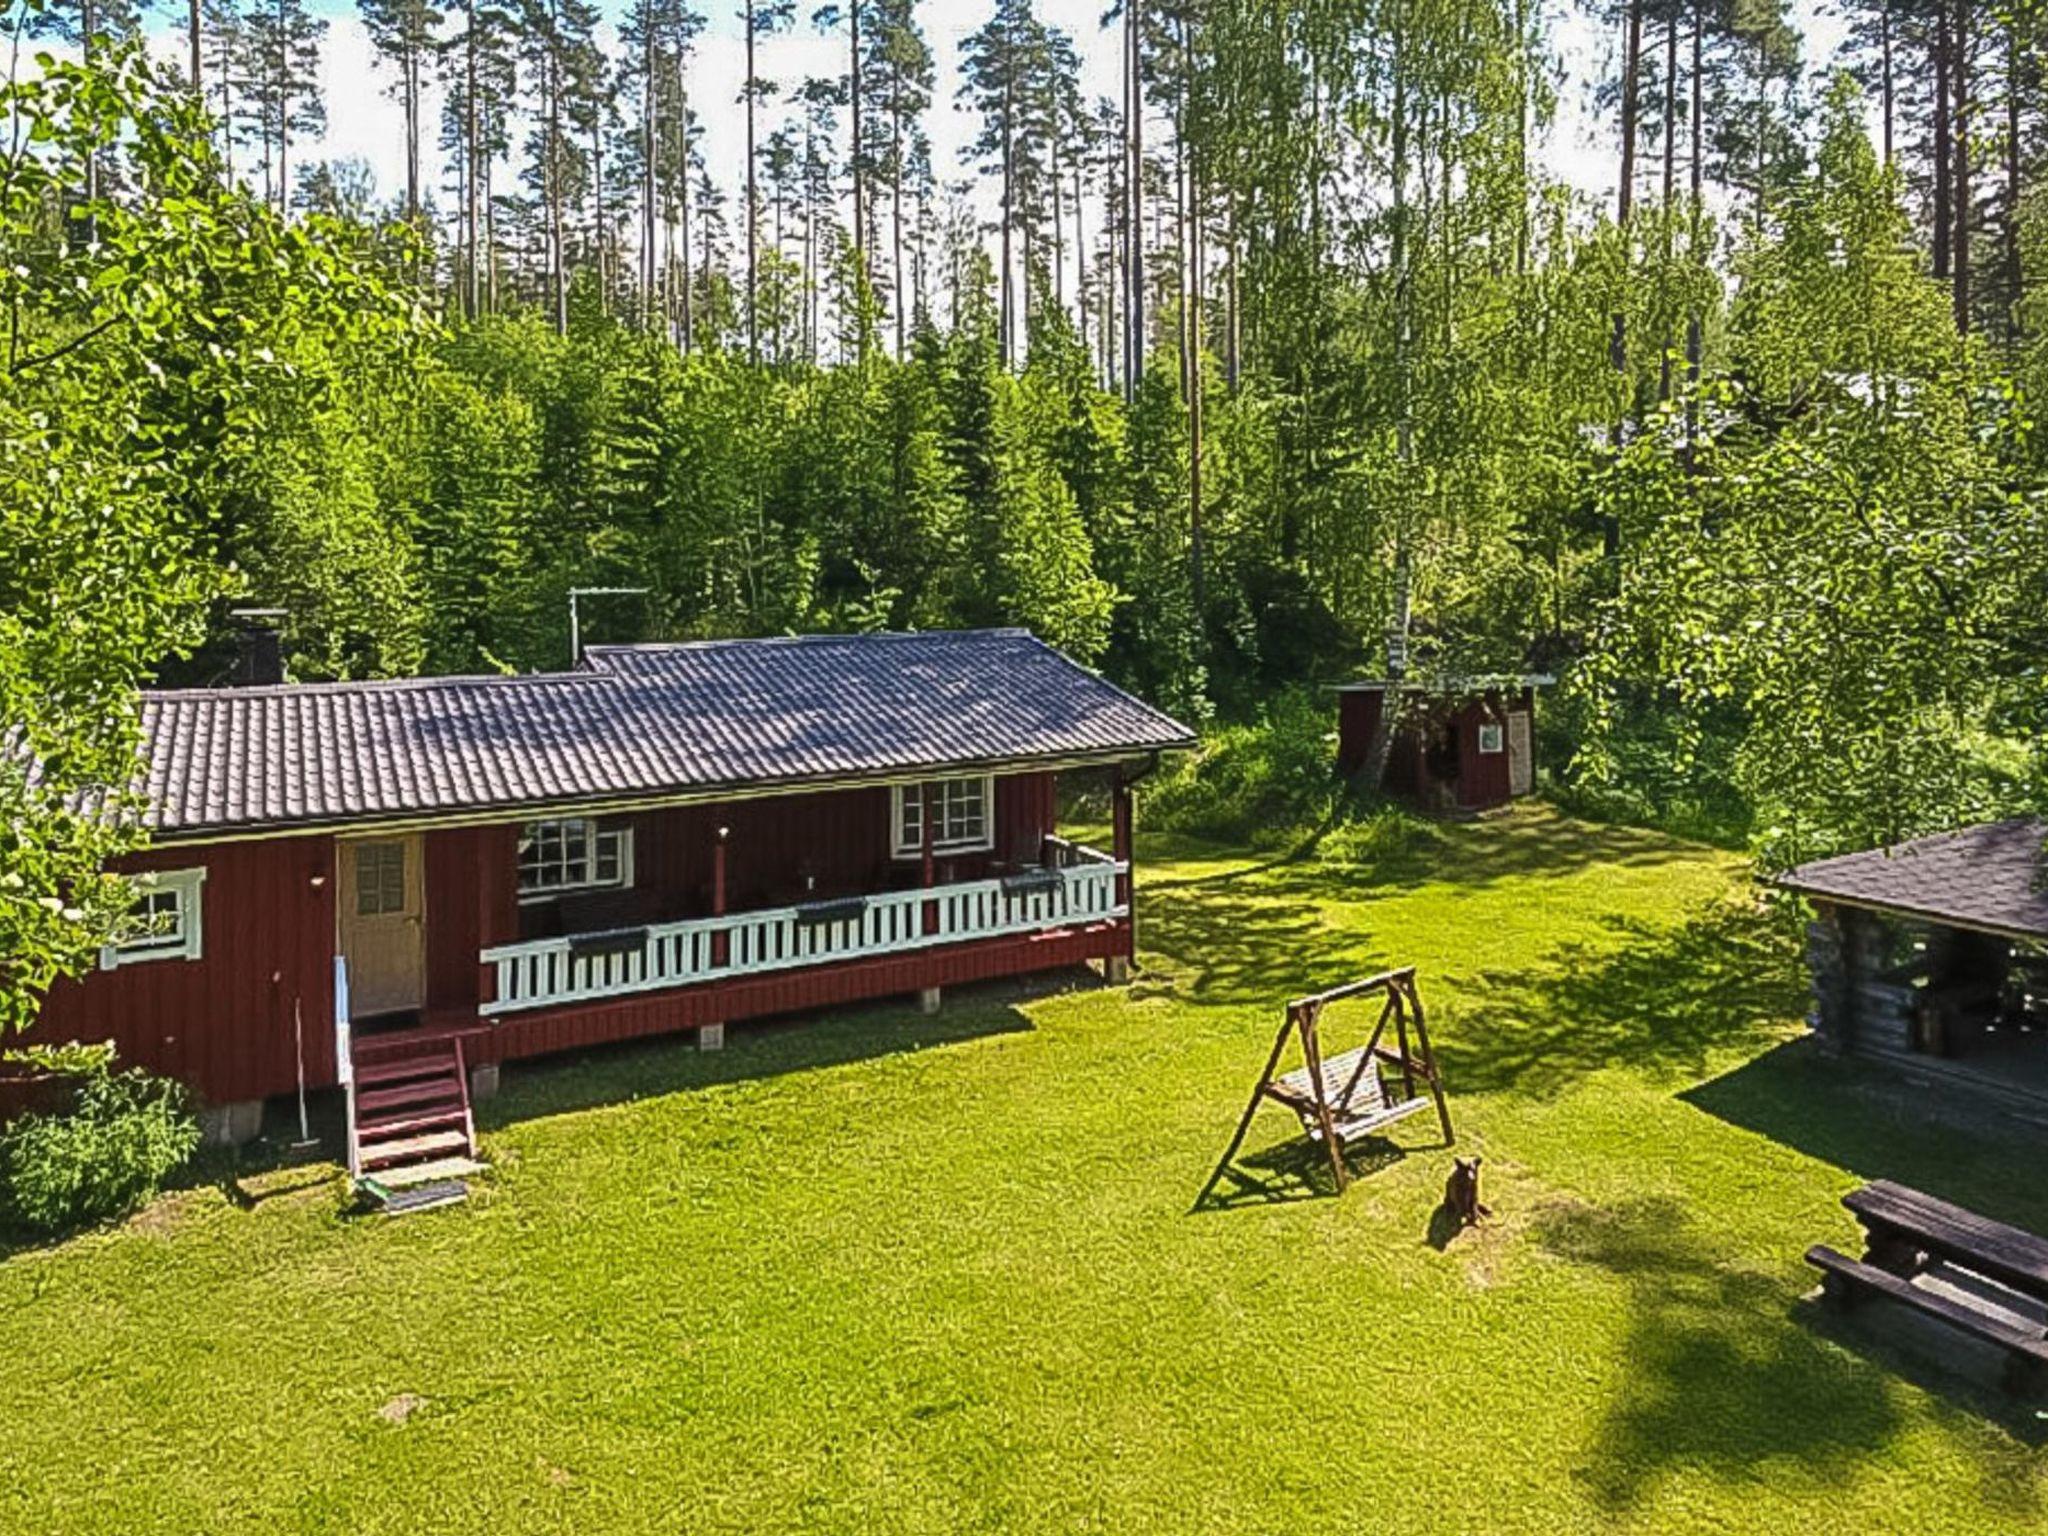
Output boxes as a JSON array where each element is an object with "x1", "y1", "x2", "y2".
[{"x1": 568, "y1": 588, "x2": 649, "y2": 667}]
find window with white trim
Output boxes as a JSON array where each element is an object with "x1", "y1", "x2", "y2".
[
  {"x1": 102, "y1": 868, "x2": 206, "y2": 967},
  {"x1": 892, "y1": 776, "x2": 994, "y2": 858},
  {"x1": 1477, "y1": 722, "x2": 1505, "y2": 755},
  {"x1": 518, "y1": 818, "x2": 633, "y2": 898}
]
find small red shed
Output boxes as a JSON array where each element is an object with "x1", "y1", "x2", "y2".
[{"x1": 1336, "y1": 675, "x2": 1550, "y2": 814}]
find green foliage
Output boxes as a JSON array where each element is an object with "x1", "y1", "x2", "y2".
[
  {"x1": 1575, "y1": 82, "x2": 2048, "y2": 868},
  {"x1": 0, "y1": 41, "x2": 425, "y2": 1033},
  {"x1": 1145, "y1": 689, "x2": 1341, "y2": 846},
  {"x1": 0, "y1": 1063, "x2": 200, "y2": 1235}
]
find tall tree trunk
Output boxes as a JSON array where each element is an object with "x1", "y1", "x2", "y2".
[
  {"x1": 1881, "y1": 0, "x2": 1895, "y2": 163},
  {"x1": 1935, "y1": 1, "x2": 1953, "y2": 281},
  {"x1": 1685, "y1": 0, "x2": 1703, "y2": 462},
  {"x1": 1124, "y1": 0, "x2": 1144, "y2": 400},
  {"x1": 891, "y1": 72, "x2": 906, "y2": 357},
  {"x1": 405, "y1": 47, "x2": 421, "y2": 222},
  {"x1": 1514, "y1": 0, "x2": 1529, "y2": 276},
  {"x1": 1000, "y1": 70, "x2": 1015, "y2": 368},
  {"x1": 679, "y1": 56, "x2": 694, "y2": 351},
  {"x1": 547, "y1": 22, "x2": 567, "y2": 336},
  {"x1": 1364, "y1": 2, "x2": 1414, "y2": 790},
  {"x1": 2006, "y1": 19, "x2": 2023, "y2": 342},
  {"x1": 1658, "y1": 5, "x2": 1677, "y2": 401},
  {"x1": 745, "y1": 1, "x2": 760, "y2": 362},
  {"x1": 1952, "y1": 0, "x2": 1971, "y2": 332},
  {"x1": 592, "y1": 111, "x2": 608, "y2": 315},
  {"x1": 1181, "y1": 12, "x2": 1205, "y2": 625},
  {"x1": 466, "y1": 0, "x2": 481, "y2": 317},
  {"x1": 849, "y1": 0, "x2": 865, "y2": 305},
  {"x1": 1612, "y1": 0, "x2": 1641, "y2": 398},
  {"x1": 189, "y1": 0, "x2": 201, "y2": 97}
]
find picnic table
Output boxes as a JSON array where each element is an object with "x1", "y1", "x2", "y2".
[{"x1": 1807, "y1": 1179, "x2": 2048, "y2": 1395}]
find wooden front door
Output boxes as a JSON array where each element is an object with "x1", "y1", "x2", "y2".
[
  {"x1": 1507, "y1": 711, "x2": 1534, "y2": 797},
  {"x1": 339, "y1": 835, "x2": 425, "y2": 1019}
]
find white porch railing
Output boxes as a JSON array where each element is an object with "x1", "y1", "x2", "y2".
[{"x1": 479, "y1": 842, "x2": 1126, "y2": 1018}]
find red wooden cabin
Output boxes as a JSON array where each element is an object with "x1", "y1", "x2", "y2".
[
  {"x1": 1335, "y1": 676, "x2": 1550, "y2": 814},
  {"x1": 31, "y1": 631, "x2": 1193, "y2": 1168}
]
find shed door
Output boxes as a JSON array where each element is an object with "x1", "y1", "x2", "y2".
[
  {"x1": 338, "y1": 835, "x2": 425, "y2": 1019},
  {"x1": 1507, "y1": 711, "x2": 1534, "y2": 797}
]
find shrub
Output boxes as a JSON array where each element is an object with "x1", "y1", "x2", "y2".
[
  {"x1": 1146, "y1": 688, "x2": 1342, "y2": 847},
  {"x1": 0, "y1": 1064, "x2": 201, "y2": 1235}
]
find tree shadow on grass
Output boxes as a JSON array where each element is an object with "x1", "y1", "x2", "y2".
[
  {"x1": 1683, "y1": 1038, "x2": 2048, "y2": 1234},
  {"x1": 1433, "y1": 900, "x2": 1807, "y2": 1098},
  {"x1": 476, "y1": 977, "x2": 1063, "y2": 1133},
  {"x1": 1138, "y1": 877, "x2": 1388, "y2": 1008},
  {"x1": 1531, "y1": 1194, "x2": 2041, "y2": 1520}
]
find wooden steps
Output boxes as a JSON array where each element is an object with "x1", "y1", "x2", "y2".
[{"x1": 347, "y1": 1033, "x2": 479, "y2": 1184}]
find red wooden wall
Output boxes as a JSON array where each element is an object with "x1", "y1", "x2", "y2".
[
  {"x1": 33, "y1": 772, "x2": 1066, "y2": 1106},
  {"x1": 1335, "y1": 687, "x2": 1534, "y2": 812},
  {"x1": 30, "y1": 837, "x2": 337, "y2": 1106},
  {"x1": 439, "y1": 773, "x2": 1060, "y2": 1013},
  {"x1": 1336, "y1": 690, "x2": 1383, "y2": 776}
]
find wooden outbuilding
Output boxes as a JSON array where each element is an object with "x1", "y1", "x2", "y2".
[
  {"x1": 1779, "y1": 819, "x2": 2048, "y2": 1112},
  {"x1": 1336, "y1": 676, "x2": 1550, "y2": 814},
  {"x1": 29, "y1": 630, "x2": 1194, "y2": 1170}
]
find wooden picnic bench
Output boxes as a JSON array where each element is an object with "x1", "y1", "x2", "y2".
[{"x1": 1806, "y1": 1179, "x2": 2048, "y2": 1395}]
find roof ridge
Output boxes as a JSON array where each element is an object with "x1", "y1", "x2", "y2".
[
  {"x1": 583, "y1": 627, "x2": 1028, "y2": 658},
  {"x1": 143, "y1": 669, "x2": 620, "y2": 702}
]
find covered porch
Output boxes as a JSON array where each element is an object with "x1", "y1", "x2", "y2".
[
  {"x1": 341, "y1": 767, "x2": 1138, "y2": 1057},
  {"x1": 1784, "y1": 819, "x2": 2048, "y2": 1114}
]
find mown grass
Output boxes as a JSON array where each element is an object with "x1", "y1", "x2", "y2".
[{"x1": 2, "y1": 804, "x2": 2042, "y2": 1534}]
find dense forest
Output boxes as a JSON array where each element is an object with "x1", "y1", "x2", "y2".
[{"x1": 4, "y1": 0, "x2": 2048, "y2": 1020}]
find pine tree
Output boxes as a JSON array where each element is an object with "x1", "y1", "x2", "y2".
[
  {"x1": 868, "y1": 0, "x2": 933, "y2": 357},
  {"x1": 441, "y1": 0, "x2": 519, "y2": 314},
  {"x1": 241, "y1": 0, "x2": 328, "y2": 212},
  {"x1": 517, "y1": 0, "x2": 603, "y2": 333},
  {"x1": 358, "y1": 0, "x2": 444, "y2": 222},
  {"x1": 742, "y1": 0, "x2": 798, "y2": 362}
]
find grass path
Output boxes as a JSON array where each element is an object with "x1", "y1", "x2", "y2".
[{"x1": 2, "y1": 806, "x2": 2041, "y2": 1534}]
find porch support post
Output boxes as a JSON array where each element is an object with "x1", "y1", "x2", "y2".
[
  {"x1": 1109, "y1": 768, "x2": 1137, "y2": 981},
  {"x1": 921, "y1": 783, "x2": 938, "y2": 937},
  {"x1": 711, "y1": 825, "x2": 729, "y2": 967},
  {"x1": 476, "y1": 824, "x2": 518, "y2": 1015}
]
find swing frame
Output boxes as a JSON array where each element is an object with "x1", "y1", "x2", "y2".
[{"x1": 1199, "y1": 966, "x2": 1454, "y2": 1202}]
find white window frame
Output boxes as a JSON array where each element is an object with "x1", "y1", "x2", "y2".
[
  {"x1": 518, "y1": 818, "x2": 634, "y2": 901},
  {"x1": 101, "y1": 867, "x2": 206, "y2": 969},
  {"x1": 1476, "y1": 722, "x2": 1506, "y2": 755},
  {"x1": 892, "y1": 776, "x2": 996, "y2": 860}
]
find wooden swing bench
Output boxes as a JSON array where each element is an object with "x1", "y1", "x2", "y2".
[{"x1": 1200, "y1": 966, "x2": 1455, "y2": 1202}]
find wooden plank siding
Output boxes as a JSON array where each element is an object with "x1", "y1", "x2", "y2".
[
  {"x1": 1335, "y1": 687, "x2": 1534, "y2": 813},
  {"x1": 30, "y1": 837, "x2": 339, "y2": 1104},
  {"x1": 30, "y1": 772, "x2": 1075, "y2": 1108}
]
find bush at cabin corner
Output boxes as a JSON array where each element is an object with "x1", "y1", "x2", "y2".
[{"x1": 0, "y1": 1057, "x2": 201, "y2": 1236}]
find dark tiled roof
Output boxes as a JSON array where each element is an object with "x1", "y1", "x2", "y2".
[
  {"x1": 1777, "y1": 818, "x2": 2048, "y2": 940},
  {"x1": 132, "y1": 630, "x2": 1194, "y2": 838}
]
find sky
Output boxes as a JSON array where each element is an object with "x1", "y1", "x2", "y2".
[{"x1": 168, "y1": 0, "x2": 1847, "y2": 223}]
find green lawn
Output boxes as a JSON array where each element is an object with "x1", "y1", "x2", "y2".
[{"x1": 4, "y1": 806, "x2": 2043, "y2": 1534}]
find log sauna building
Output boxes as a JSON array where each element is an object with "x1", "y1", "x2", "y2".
[{"x1": 1780, "y1": 819, "x2": 2048, "y2": 1112}]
